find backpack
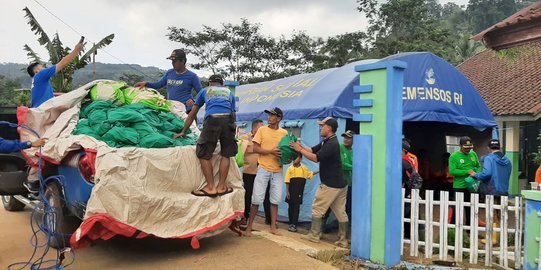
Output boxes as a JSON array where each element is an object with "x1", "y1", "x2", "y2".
[{"x1": 404, "y1": 158, "x2": 423, "y2": 189}]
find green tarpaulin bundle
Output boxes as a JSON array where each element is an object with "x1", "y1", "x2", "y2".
[
  {"x1": 278, "y1": 132, "x2": 299, "y2": 165},
  {"x1": 73, "y1": 100, "x2": 197, "y2": 148}
]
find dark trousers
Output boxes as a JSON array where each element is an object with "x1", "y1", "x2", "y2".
[
  {"x1": 450, "y1": 187, "x2": 471, "y2": 225},
  {"x1": 346, "y1": 186, "x2": 352, "y2": 218},
  {"x1": 288, "y1": 204, "x2": 300, "y2": 225},
  {"x1": 244, "y1": 173, "x2": 271, "y2": 221},
  {"x1": 243, "y1": 173, "x2": 256, "y2": 219}
]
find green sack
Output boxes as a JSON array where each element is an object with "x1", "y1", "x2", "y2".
[
  {"x1": 102, "y1": 127, "x2": 140, "y2": 146},
  {"x1": 89, "y1": 81, "x2": 127, "y2": 105},
  {"x1": 88, "y1": 110, "x2": 108, "y2": 126},
  {"x1": 131, "y1": 122, "x2": 158, "y2": 137},
  {"x1": 81, "y1": 100, "x2": 116, "y2": 118},
  {"x1": 173, "y1": 133, "x2": 198, "y2": 146},
  {"x1": 278, "y1": 132, "x2": 298, "y2": 165},
  {"x1": 107, "y1": 107, "x2": 146, "y2": 123},
  {"x1": 93, "y1": 122, "x2": 112, "y2": 136},
  {"x1": 235, "y1": 140, "x2": 245, "y2": 167},
  {"x1": 465, "y1": 176, "x2": 480, "y2": 193},
  {"x1": 122, "y1": 87, "x2": 170, "y2": 112},
  {"x1": 73, "y1": 119, "x2": 102, "y2": 140},
  {"x1": 139, "y1": 133, "x2": 175, "y2": 148}
]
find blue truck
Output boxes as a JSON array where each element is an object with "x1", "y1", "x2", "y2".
[{"x1": 0, "y1": 106, "x2": 93, "y2": 249}]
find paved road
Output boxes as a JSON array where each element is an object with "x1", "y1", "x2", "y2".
[{"x1": 0, "y1": 206, "x2": 336, "y2": 270}]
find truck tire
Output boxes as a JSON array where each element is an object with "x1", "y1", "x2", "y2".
[
  {"x1": 44, "y1": 183, "x2": 78, "y2": 249},
  {"x1": 2, "y1": 195, "x2": 25, "y2": 211}
]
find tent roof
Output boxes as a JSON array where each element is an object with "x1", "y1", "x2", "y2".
[{"x1": 233, "y1": 52, "x2": 497, "y2": 128}]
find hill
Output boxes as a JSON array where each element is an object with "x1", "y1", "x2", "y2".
[{"x1": 0, "y1": 62, "x2": 165, "y2": 89}]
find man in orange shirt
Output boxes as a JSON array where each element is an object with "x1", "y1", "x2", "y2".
[{"x1": 403, "y1": 138, "x2": 418, "y2": 171}]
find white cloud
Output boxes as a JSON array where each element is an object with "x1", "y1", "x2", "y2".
[{"x1": 0, "y1": 0, "x2": 466, "y2": 72}]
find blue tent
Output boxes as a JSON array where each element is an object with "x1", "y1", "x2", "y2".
[
  {"x1": 232, "y1": 52, "x2": 497, "y2": 222},
  {"x1": 236, "y1": 52, "x2": 497, "y2": 128}
]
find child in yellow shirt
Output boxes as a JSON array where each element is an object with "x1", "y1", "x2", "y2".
[{"x1": 285, "y1": 156, "x2": 318, "y2": 232}]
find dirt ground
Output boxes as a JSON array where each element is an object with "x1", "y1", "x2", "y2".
[{"x1": 0, "y1": 206, "x2": 337, "y2": 270}]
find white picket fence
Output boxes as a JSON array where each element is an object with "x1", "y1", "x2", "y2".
[{"x1": 401, "y1": 189, "x2": 524, "y2": 269}]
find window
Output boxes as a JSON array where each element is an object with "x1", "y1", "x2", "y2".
[{"x1": 445, "y1": 135, "x2": 460, "y2": 154}]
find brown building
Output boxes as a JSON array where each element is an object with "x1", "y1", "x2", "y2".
[{"x1": 458, "y1": 1, "x2": 541, "y2": 191}]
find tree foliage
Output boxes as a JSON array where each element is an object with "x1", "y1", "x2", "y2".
[
  {"x1": 23, "y1": 7, "x2": 114, "y2": 92},
  {"x1": 167, "y1": 18, "x2": 369, "y2": 83}
]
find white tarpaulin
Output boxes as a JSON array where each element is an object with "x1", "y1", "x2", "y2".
[{"x1": 17, "y1": 80, "x2": 244, "y2": 248}]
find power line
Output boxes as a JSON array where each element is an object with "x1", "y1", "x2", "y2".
[{"x1": 31, "y1": 0, "x2": 160, "y2": 80}]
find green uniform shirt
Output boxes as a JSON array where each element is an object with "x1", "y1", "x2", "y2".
[
  {"x1": 340, "y1": 144, "x2": 353, "y2": 186},
  {"x1": 449, "y1": 150, "x2": 481, "y2": 188}
]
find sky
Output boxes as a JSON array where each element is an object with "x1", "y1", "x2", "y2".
[{"x1": 0, "y1": 0, "x2": 469, "y2": 73}]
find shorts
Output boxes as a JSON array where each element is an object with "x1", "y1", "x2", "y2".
[
  {"x1": 196, "y1": 115, "x2": 237, "y2": 160},
  {"x1": 252, "y1": 167, "x2": 283, "y2": 205}
]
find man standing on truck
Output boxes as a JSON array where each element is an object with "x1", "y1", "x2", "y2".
[
  {"x1": 27, "y1": 39, "x2": 84, "y2": 107},
  {"x1": 176, "y1": 75, "x2": 237, "y2": 197},
  {"x1": 0, "y1": 136, "x2": 46, "y2": 154},
  {"x1": 134, "y1": 49, "x2": 203, "y2": 113}
]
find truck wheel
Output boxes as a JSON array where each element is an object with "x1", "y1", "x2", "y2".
[
  {"x1": 44, "y1": 183, "x2": 78, "y2": 249},
  {"x1": 2, "y1": 195, "x2": 25, "y2": 211}
]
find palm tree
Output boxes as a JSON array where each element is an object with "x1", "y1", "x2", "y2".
[
  {"x1": 454, "y1": 35, "x2": 485, "y2": 64},
  {"x1": 23, "y1": 7, "x2": 114, "y2": 92}
]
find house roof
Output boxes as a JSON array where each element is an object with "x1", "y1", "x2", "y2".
[
  {"x1": 458, "y1": 40, "x2": 541, "y2": 118},
  {"x1": 473, "y1": 1, "x2": 541, "y2": 42}
]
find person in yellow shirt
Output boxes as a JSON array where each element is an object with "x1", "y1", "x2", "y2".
[
  {"x1": 243, "y1": 107, "x2": 288, "y2": 237},
  {"x1": 285, "y1": 156, "x2": 319, "y2": 232}
]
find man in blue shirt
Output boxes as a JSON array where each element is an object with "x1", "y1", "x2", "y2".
[
  {"x1": 134, "y1": 49, "x2": 203, "y2": 113},
  {"x1": 0, "y1": 137, "x2": 46, "y2": 154},
  {"x1": 177, "y1": 75, "x2": 236, "y2": 197},
  {"x1": 27, "y1": 40, "x2": 84, "y2": 107},
  {"x1": 468, "y1": 139, "x2": 512, "y2": 196}
]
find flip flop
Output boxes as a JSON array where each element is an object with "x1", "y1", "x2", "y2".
[
  {"x1": 217, "y1": 187, "x2": 234, "y2": 196},
  {"x1": 191, "y1": 189, "x2": 218, "y2": 198}
]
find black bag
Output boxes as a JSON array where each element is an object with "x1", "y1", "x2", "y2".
[{"x1": 405, "y1": 159, "x2": 423, "y2": 189}]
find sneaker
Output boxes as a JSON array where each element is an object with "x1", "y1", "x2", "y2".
[{"x1": 288, "y1": 224, "x2": 297, "y2": 232}]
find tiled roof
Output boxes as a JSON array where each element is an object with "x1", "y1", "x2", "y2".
[
  {"x1": 457, "y1": 40, "x2": 541, "y2": 116},
  {"x1": 473, "y1": 2, "x2": 541, "y2": 41}
]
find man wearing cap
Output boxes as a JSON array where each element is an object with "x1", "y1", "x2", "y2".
[
  {"x1": 340, "y1": 130, "x2": 354, "y2": 218},
  {"x1": 177, "y1": 75, "x2": 236, "y2": 197},
  {"x1": 134, "y1": 49, "x2": 202, "y2": 113},
  {"x1": 449, "y1": 136, "x2": 481, "y2": 225},
  {"x1": 290, "y1": 117, "x2": 349, "y2": 248},
  {"x1": 468, "y1": 139, "x2": 511, "y2": 196},
  {"x1": 243, "y1": 107, "x2": 288, "y2": 236},
  {"x1": 27, "y1": 39, "x2": 84, "y2": 107}
]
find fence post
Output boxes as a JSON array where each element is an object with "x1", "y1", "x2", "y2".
[
  {"x1": 486, "y1": 195, "x2": 494, "y2": 267},
  {"x1": 500, "y1": 196, "x2": 509, "y2": 267},
  {"x1": 470, "y1": 193, "x2": 479, "y2": 264},
  {"x1": 440, "y1": 191, "x2": 449, "y2": 261},
  {"x1": 410, "y1": 189, "x2": 419, "y2": 257},
  {"x1": 455, "y1": 191, "x2": 464, "y2": 262},
  {"x1": 425, "y1": 190, "x2": 434, "y2": 259},
  {"x1": 515, "y1": 196, "x2": 523, "y2": 270},
  {"x1": 401, "y1": 188, "x2": 405, "y2": 256}
]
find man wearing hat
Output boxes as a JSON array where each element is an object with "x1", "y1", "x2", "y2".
[
  {"x1": 134, "y1": 49, "x2": 202, "y2": 113},
  {"x1": 448, "y1": 136, "x2": 481, "y2": 225},
  {"x1": 243, "y1": 107, "x2": 288, "y2": 236},
  {"x1": 468, "y1": 139, "x2": 511, "y2": 196},
  {"x1": 290, "y1": 117, "x2": 349, "y2": 248},
  {"x1": 177, "y1": 75, "x2": 236, "y2": 197}
]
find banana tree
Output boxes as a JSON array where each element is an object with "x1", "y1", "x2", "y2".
[{"x1": 23, "y1": 7, "x2": 114, "y2": 92}]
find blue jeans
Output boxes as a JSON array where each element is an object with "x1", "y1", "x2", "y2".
[{"x1": 252, "y1": 167, "x2": 283, "y2": 205}]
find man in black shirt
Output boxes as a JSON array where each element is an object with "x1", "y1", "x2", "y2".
[{"x1": 290, "y1": 117, "x2": 348, "y2": 248}]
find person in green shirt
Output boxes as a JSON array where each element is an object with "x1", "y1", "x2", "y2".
[
  {"x1": 449, "y1": 136, "x2": 481, "y2": 225},
  {"x1": 340, "y1": 130, "x2": 354, "y2": 217}
]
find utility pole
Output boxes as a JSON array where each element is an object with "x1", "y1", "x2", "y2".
[{"x1": 93, "y1": 43, "x2": 96, "y2": 80}]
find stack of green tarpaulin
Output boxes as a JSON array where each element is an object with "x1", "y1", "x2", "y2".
[{"x1": 73, "y1": 81, "x2": 198, "y2": 148}]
